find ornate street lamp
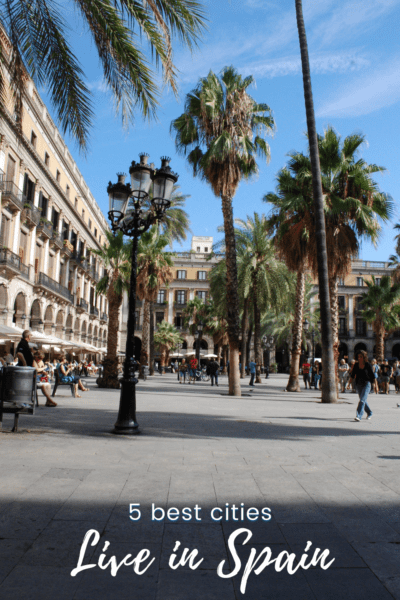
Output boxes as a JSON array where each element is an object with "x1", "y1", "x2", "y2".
[
  {"x1": 196, "y1": 322, "x2": 204, "y2": 368},
  {"x1": 107, "y1": 153, "x2": 178, "y2": 434}
]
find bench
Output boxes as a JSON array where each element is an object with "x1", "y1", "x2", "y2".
[
  {"x1": 52, "y1": 369, "x2": 76, "y2": 398},
  {"x1": 0, "y1": 366, "x2": 37, "y2": 432}
]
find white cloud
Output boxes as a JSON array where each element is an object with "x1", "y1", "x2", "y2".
[
  {"x1": 241, "y1": 52, "x2": 369, "y2": 79},
  {"x1": 317, "y1": 57, "x2": 400, "y2": 117}
]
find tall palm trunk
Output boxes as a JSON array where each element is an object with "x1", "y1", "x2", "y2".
[
  {"x1": 374, "y1": 320, "x2": 385, "y2": 363},
  {"x1": 222, "y1": 345, "x2": 228, "y2": 374},
  {"x1": 246, "y1": 323, "x2": 253, "y2": 368},
  {"x1": 295, "y1": 0, "x2": 337, "y2": 402},
  {"x1": 99, "y1": 275, "x2": 122, "y2": 388},
  {"x1": 253, "y1": 292, "x2": 262, "y2": 384},
  {"x1": 149, "y1": 302, "x2": 155, "y2": 376},
  {"x1": 221, "y1": 193, "x2": 241, "y2": 396},
  {"x1": 160, "y1": 346, "x2": 167, "y2": 373},
  {"x1": 241, "y1": 297, "x2": 249, "y2": 379},
  {"x1": 329, "y1": 277, "x2": 340, "y2": 388},
  {"x1": 286, "y1": 268, "x2": 306, "y2": 392},
  {"x1": 140, "y1": 299, "x2": 150, "y2": 368}
]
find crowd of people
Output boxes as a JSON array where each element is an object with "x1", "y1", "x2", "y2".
[{"x1": 0, "y1": 330, "x2": 98, "y2": 407}]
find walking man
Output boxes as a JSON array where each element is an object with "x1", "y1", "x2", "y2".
[
  {"x1": 302, "y1": 360, "x2": 311, "y2": 389},
  {"x1": 209, "y1": 359, "x2": 220, "y2": 387},
  {"x1": 249, "y1": 360, "x2": 256, "y2": 387}
]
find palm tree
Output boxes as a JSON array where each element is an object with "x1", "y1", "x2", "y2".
[
  {"x1": 388, "y1": 252, "x2": 400, "y2": 283},
  {"x1": 234, "y1": 214, "x2": 290, "y2": 383},
  {"x1": 136, "y1": 227, "x2": 174, "y2": 369},
  {"x1": 0, "y1": 0, "x2": 207, "y2": 151},
  {"x1": 361, "y1": 276, "x2": 400, "y2": 363},
  {"x1": 154, "y1": 321, "x2": 183, "y2": 373},
  {"x1": 171, "y1": 66, "x2": 275, "y2": 395},
  {"x1": 92, "y1": 231, "x2": 131, "y2": 387},
  {"x1": 294, "y1": 0, "x2": 336, "y2": 403},
  {"x1": 266, "y1": 127, "x2": 392, "y2": 393}
]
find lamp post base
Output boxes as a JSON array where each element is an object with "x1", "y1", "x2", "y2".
[{"x1": 112, "y1": 377, "x2": 140, "y2": 435}]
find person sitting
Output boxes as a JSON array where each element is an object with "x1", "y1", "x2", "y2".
[
  {"x1": 57, "y1": 356, "x2": 89, "y2": 397},
  {"x1": 33, "y1": 351, "x2": 57, "y2": 407}
]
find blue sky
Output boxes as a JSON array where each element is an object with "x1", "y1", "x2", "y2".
[{"x1": 50, "y1": 0, "x2": 400, "y2": 260}]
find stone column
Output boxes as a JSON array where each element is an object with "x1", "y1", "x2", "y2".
[
  {"x1": 348, "y1": 296, "x2": 354, "y2": 337},
  {"x1": 168, "y1": 290, "x2": 174, "y2": 324}
]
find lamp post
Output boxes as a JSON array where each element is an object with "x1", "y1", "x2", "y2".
[
  {"x1": 196, "y1": 322, "x2": 204, "y2": 368},
  {"x1": 176, "y1": 342, "x2": 182, "y2": 380},
  {"x1": 107, "y1": 153, "x2": 178, "y2": 434}
]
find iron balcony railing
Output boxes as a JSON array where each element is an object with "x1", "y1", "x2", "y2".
[
  {"x1": 100, "y1": 312, "x2": 108, "y2": 322},
  {"x1": 51, "y1": 231, "x2": 64, "y2": 250},
  {"x1": 0, "y1": 181, "x2": 25, "y2": 211},
  {"x1": 0, "y1": 248, "x2": 30, "y2": 280},
  {"x1": 77, "y1": 298, "x2": 89, "y2": 311},
  {"x1": 37, "y1": 221, "x2": 53, "y2": 238},
  {"x1": 22, "y1": 203, "x2": 41, "y2": 227},
  {"x1": 36, "y1": 272, "x2": 73, "y2": 302}
]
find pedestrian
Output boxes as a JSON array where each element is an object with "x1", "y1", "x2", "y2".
[
  {"x1": 314, "y1": 360, "x2": 322, "y2": 390},
  {"x1": 301, "y1": 359, "x2": 311, "y2": 389},
  {"x1": 57, "y1": 356, "x2": 88, "y2": 397},
  {"x1": 209, "y1": 359, "x2": 220, "y2": 387},
  {"x1": 33, "y1": 351, "x2": 57, "y2": 407},
  {"x1": 179, "y1": 359, "x2": 187, "y2": 384},
  {"x1": 393, "y1": 361, "x2": 400, "y2": 393},
  {"x1": 380, "y1": 359, "x2": 392, "y2": 394},
  {"x1": 338, "y1": 359, "x2": 349, "y2": 393},
  {"x1": 249, "y1": 360, "x2": 256, "y2": 386},
  {"x1": 349, "y1": 350, "x2": 375, "y2": 421},
  {"x1": 16, "y1": 330, "x2": 34, "y2": 367},
  {"x1": 189, "y1": 356, "x2": 198, "y2": 384},
  {"x1": 370, "y1": 358, "x2": 380, "y2": 394}
]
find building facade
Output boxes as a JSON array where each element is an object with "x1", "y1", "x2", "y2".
[{"x1": 0, "y1": 31, "x2": 109, "y2": 348}]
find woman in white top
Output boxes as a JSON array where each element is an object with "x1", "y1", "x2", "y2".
[{"x1": 338, "y1": 359, "x2": 349, "y2": 393}]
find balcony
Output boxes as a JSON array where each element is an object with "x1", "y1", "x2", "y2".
[
  {"x1": 100, "y1": 312, "x2": 108, "y2": 323},
  {"x1": 61, "y1": 240, "x2": 74, "y2": 258},
  {"x1": 21, "y1": 203, "x2": 41, "y2": 229},
  {"x1": 36, "y1": 220, "x2": 53, "y2": 239},
  {"x1": 90, "y1": 306, "x2": 99, "y2": 318},
  {"x1": 88, "y1": 265, "x2": 100, "y2": 282},
  {"x1": 50, "y1": 231, "x2": 63, "y2": 250},
  {"x1": 76, "y1": 298, "x2": 88, "y2": 313},
  {"x1": 0, "y1": 248, "x2": 30, "y2": 281},
  {"x1": 34, "y1": 272, "x2": 73, "y2": 303},
  {"x1": 0, "y1": 181, "x2": 25, "y2": 212}
]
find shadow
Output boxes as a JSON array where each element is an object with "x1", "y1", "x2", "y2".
[{"x1": 378, "y1": 456, "x2": 400, "y2": 460}]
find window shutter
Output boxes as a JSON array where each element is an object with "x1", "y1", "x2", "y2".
[
  {"x1": 18, "y1": 247, "x2": 24, "y2": 260},
  {"x1": 23, "y1": 173, "x2": 29, "y2": 196},
  {"x1": 34, "y1": 258, "x2": 39, "y2": 274},
  {"x1": 184, "y1": 291, "x2": 187, "y2": 303},
  {"x1": 175, "y1": 290, "x2": 178, "y2": 302}
]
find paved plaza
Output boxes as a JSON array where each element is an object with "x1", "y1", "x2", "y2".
[{"x1": 0, "y1": 373, "x2": 400, "y2": 599}]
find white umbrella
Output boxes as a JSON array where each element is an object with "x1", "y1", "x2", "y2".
[
  {"x1": 203, "y1": 353, "x2": 217, "y2": 358},
  {"x1": 185, "y1": 351, "x2": 195, "y2": 356}
]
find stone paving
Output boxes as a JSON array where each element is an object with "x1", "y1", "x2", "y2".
[{"x1": 0, "y1": 372, "x2": 400, "y2": 599}]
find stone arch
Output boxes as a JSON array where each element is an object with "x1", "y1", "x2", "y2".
[
  {"x1": 338, "y1": 342, "x2": 348, "y2": 360},
  {"x1": 81, "y1": 320, "x2": 87, "y2": 341},
  {"x1": 65, "y1": 313, "x2": 73, "y2": 340},
  {"x1": 192, "y1": 339, "x2": 208, "y2": 350},
  {"x1": 44, "y1": 304, "x2": 55, "y2": 335},
  {"x1": 392, "y1": 344, "x2": 400, "y2": 359},
  {"x1": 181, "y1": 340, "x2": 187, "y2": 350},
  {"x1": 74, "y1": 317, "x2": 81, "y2": 341},
  {"x1": 13, "y1": 292, "x2": 27, "y2": 327},
  {"x1": 354, "y1": 342, "x2": 367, "y2": 358},
  {"x1": 87, "y1": 323, "x2": 93, "y2": 344},
  {"x1": 30, "y1": 298, "x2": 42, "y2": 330},
  {"x1": 55, "y1": 310, "x2": 65, "y2": 338}
]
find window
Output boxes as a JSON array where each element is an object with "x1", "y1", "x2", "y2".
[
  {"x1": 356, "y1": 319, "x2": 366, "y2": 336},
  {"x1": 176, "y1": 290, "x2": 186, "y2": 305},
  {"x1": 88, "y1": 219, "x2": 92, "y2": 230},
  {"x1": 356, "y1": 296, "x2": 364, "y2": 311},
  {"x1": 44, "y1": 152, "x2": 50, "y2": 167},
  {"x1": 357, "y1": 277, "x2": 364, "y2": 287},
  {"x1": 94, "y1": 228, "x2": 97, "y2": 238},
  {"x1": 66, "y1": 184, "x2": 70, "y2": 198},
  {"x1": 375, "y1": 278, "x2": 381, "y2": 286},
  {"x1": 30, "y1": 131, "x2": 37, "y2": 148},
  {"x1": 338, "y1": 278, "x2": 344, "y2": 286},
  {"x1": 175, "y1": 313, "x2": 183, "y2": 328},
  {"x1": 56, "y1": 170, "x2": 61, "y2": 183},
  {"x1": 339, "y1": 317, "x2": 347, "y2": 335},
  {"x1": 197, "y1": 271, "x2": 207, "y2": 280},
  {"x1": 23, "y1": 174, "x2": 35, "y2": 203},
  {"x1": 196, "y1": 246, "x2": 200, "y2": 252},
  {"x1": 75, "y1": 197, "x2": 78, "y2": 209},
  {"x1": 62, "y1": 220, "x2": 69, "y2": 241},
  {"x1": 38, "y1": 192, "x2": 48, "y2": 219},
  {"x1": 51, "y1": 207, "x2": 59, "y2": 231},
  {"x1": 338, "y1": 296, "x2": 345, "y2": 310},
  {"x1": 156, "y1": 312, "x2": 164, "y2": 325},
  {"x1": 99, "y1": 235, "x2": 101, "y2": 244},
  {"x1": 82, "y1": 209, "x2": 85, "y2": 220},
  {"x1": 157, "y1": 289, "x2": 166, "y2": 304},
  {"x1": 177, "y1": 270, "x2": 186, "y2": 280},
  {"x1": 204, "y1": 247, "x2": 208, "y2": 252},
  {"x1": 196, "y1": 291, "x2": 207, "y2": 301}
]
